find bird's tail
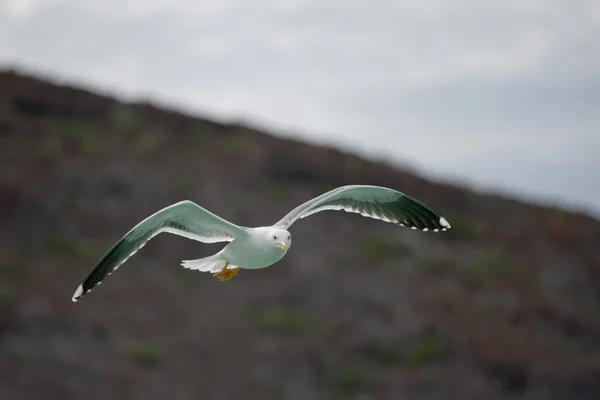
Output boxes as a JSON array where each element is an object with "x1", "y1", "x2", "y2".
[{"x1": 181, "y1": 254, "x2": 234, "y2": 273}]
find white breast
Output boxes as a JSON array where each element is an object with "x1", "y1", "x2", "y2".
[{"x1": 222, "y1": 234, "x2": 285, "y2": 269}]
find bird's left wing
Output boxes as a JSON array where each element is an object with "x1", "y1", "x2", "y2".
[
  {"x1": 71, "y1": 200, "x2": 247, "y2": 302},
  {"x1": 273, "y1": 185, "x2": 451, "y2": 232}
]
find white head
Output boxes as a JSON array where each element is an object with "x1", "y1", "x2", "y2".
[{"x1": 268, "y1": 228, "x2": 292, "y2": 254}]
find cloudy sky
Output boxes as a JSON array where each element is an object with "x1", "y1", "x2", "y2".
[{"x1": 2, "y1": 0, "x2": 599, "y2": 216}]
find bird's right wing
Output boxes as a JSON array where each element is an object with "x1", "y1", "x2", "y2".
[{"x1": 72, "y1": 200, "x2": 247, "y2": 302}]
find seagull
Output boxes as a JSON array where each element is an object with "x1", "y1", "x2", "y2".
[{"x1": 71, "y1": 185, "x2": 451, "y2": 302}]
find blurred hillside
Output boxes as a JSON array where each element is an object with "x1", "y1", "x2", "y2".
[{"x1": 1, "y1": 68, "x2": 600, "y2": 400}]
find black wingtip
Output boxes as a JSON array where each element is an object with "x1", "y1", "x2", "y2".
[
  {"x1": 70, "y1": 237, "x2": 128, "y2": 303},
  {"x1": 394, "y1": 195, "x2": 452, "y2": 232}
]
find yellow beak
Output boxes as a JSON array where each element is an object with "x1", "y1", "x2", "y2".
[{"x1": 278, "y1": 242, "x2": 287, "y2": 253}]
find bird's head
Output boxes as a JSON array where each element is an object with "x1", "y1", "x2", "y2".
[{"x1": 268, "y1": 228, "x2": 291, "y2": 254}]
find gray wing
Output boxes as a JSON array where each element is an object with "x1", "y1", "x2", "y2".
[
  {"x1": 72, "y1": 200, "x2": 247, "y2": 302},
  {"x1": 274, "y1": 185, "x2": 451, "y2": 232}
]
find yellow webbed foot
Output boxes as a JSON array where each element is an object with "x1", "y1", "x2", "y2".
[{"x1": 213, "y1": 262, "x2": 240, "y2": 282}]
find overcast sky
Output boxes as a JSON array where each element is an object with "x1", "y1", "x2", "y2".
[{"x1": 2, "y1": 0, "x2": 599, "y2": 217}]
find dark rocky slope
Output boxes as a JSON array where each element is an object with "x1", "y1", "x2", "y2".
[{"x1": 1, "y1": 69, "x2": 600, "y2": 400}]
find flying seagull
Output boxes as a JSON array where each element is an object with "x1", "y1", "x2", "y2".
[{"x1": 71, "y1": 185, "x2": 451, "y2": 302}]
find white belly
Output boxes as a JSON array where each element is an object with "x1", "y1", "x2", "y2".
[{"x1": 221, "y1": 238, "x2": 285, "y2": 270}]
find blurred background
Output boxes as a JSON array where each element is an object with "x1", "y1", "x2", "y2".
[{"x1": 1, "y1": 1, "x2": 600, "y2": 399}]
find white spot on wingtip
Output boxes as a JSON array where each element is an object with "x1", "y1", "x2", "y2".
[
  {"x1": 439, "y1": 217, "x2": 450, "y2": 228},
  {"x1": 72, "y1": 284, "x2": 83, "y2": 302},
  {"x1": 411, "y1": 226, "x2": 417, "y2": 230}
]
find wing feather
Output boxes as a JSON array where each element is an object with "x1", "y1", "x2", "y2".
[
  {"x1": 72, "y1": 200, "x2": 246, "y2": 302},
  {"x1": 274, "y1": 185, "x2": 451, "y2": 232}
]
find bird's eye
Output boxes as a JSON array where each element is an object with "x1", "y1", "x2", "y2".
[
  {"x1": 273, "y1": 235, "x2": 277, "y2": 240},
  {"x1": 287, "y1": 235, "x2": 290, "y2": 239}
]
